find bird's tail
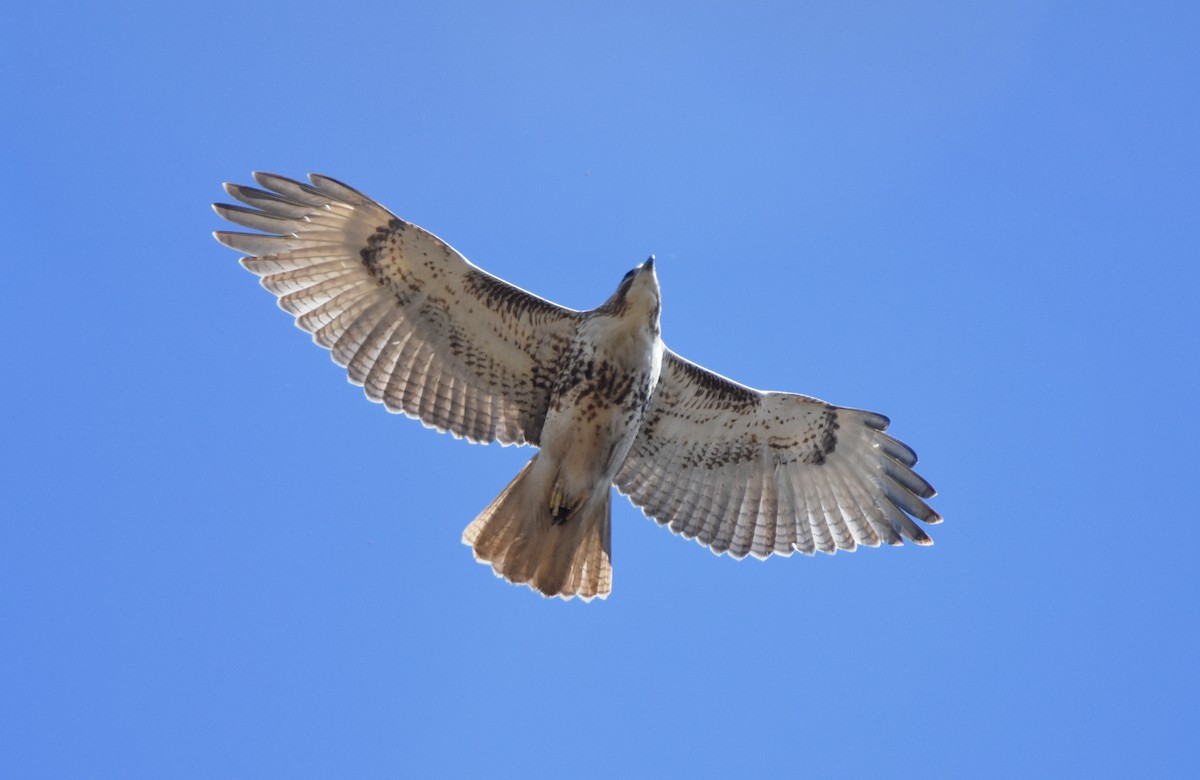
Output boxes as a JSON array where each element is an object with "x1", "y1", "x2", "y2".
[{"x1": 463, "y1": 455, "x2": 612, "y2": 601}]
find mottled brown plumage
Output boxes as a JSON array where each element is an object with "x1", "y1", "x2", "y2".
[{"x1": 214, "y1": 173, "x2": 941, "y2": 600}]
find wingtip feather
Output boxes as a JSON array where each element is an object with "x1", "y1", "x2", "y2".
[
  {"x1": 308, "y1": 173, "x2": 372, "y2": 203},
  {"x1": 213, "y1": 230, "x2": 242, "y2": 250}
]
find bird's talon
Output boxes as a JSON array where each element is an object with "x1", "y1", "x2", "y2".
[{"x1": 549, "y1": 484, "x2": 565, "y2": 523}]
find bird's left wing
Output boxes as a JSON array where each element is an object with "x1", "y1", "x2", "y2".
[
  {"x1": 214, "y1": 173, "x2": 582, "y2": 446},
  {"x1": 615, "y1": 350, "x2": 941, "y2": 558}
]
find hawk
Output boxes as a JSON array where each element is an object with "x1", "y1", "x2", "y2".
[{"x1": 214, "y1": 173, "x2": 941, "y2": 601}]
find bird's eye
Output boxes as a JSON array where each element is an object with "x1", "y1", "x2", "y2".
[{"x1": 622, "y1": 269, "x2": 636, "y2": 281}]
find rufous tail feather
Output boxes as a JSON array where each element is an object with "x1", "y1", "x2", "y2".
[{"x1": 463, "y1": 456, "x2": 612, "y2": 600}]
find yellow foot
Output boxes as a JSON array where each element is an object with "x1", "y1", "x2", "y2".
[{"x1": 549, "y1": 483, "x2": 589, "y2": 526}]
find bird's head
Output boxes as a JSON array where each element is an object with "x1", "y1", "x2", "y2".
[{"x1": 603, "y1": 256, "x2": 660, "y2": 330}]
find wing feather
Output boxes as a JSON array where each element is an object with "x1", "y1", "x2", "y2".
[
  {"x1": 353, "y1": 316, "x2": 405, "y2": 394},
  {"x1": 780, "y1": 464, "x2": 814, "y2": 555},
  {"x1": 615, "y1": 350, "x2": 940, "y2": 558},
  {"x1": 771, "y1": 464, "x2": 801, "y2": 556},
  {"x1": 376, "y1": 329, "x2": 420, "y2": 409},
  {"x1": 748, "y1": 469, "x2": 777, "y2": 560},
  {"x1": 260, "y1": 259, "x2": 357, "y2": 296},
  {"x1": 214, "y1": 173, "x2": 583, "y2": 445},
  {"x1": 683, "y1": 470, "x2": 719, "y2": 541},
  {"x1": 802, "y1": 471, "x2": 836, "y2": 554},
  {"x1": 326, "y1": 298, "x2": 393, "y2": 363},
  {"x1": 732, "y1": 461, "x2": 765, "y2": 558}
]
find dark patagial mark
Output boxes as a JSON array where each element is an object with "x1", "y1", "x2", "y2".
[
  {"x1": 462, "y1": 268, "x2": 563, "y2": 321},
  {"x1": 669, "y1": 357, "x2": 758, "y2": 411}
]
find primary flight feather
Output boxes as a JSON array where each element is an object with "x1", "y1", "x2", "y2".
[{"x1": 214, "y1": 173, "x2": 941, "y2": 601}]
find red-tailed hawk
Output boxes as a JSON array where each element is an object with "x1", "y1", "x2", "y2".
[{"x1": 214, "y1": 173, "x2": 941, "y2": 601}]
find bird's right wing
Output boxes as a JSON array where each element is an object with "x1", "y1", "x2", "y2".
[
  {"x1": 615, "y1": 350, "x2": 940, "y2": 558},
  {"x1": 214, "y1": 173, "x2": 583, "y2": 446}
]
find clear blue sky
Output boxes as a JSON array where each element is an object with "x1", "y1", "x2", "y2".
[{"x1": 3, "y1": 2, "x2": 1197, "y2": 777}]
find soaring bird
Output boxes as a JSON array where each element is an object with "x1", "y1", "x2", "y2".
[{"x1": 214, "y1": 173, "x2": 941, "y2": 601}]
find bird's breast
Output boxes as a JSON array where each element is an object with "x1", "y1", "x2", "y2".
[{"x1": 538, "y1": 320, "x2": 662, "y2": 489}]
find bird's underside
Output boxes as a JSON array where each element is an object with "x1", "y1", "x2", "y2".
[{"x1": 214, "y1": 172, "x2": 942, "y2": 601}]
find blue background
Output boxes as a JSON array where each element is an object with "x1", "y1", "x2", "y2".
[{"x1": 3, "y1": 2, "x2": 1197, "y2": 777}]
